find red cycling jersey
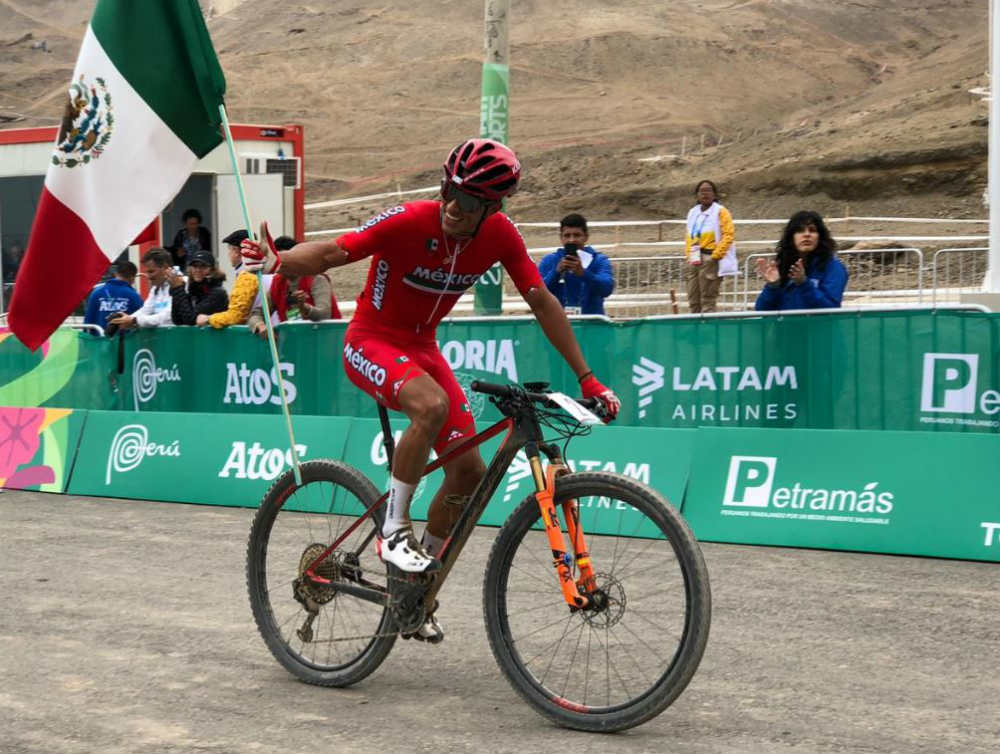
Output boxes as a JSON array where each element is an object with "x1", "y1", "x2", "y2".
[{"x1": 336, "y1": 200, "x2": 543, "y2": 339}]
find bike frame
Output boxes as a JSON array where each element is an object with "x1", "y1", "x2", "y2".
[{"x1": 302, "y1": 400, "x2": 598, "y2": 612}]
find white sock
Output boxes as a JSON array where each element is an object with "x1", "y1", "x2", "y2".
[
  {"x1": 382, "y1": 476, "x2": 416, "y2": 538},
  {"x1": 421, "y1": 531, "x2": 446, "y2": 558}
]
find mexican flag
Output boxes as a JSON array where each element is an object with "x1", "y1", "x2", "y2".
[{"x1": 8, "y1": 0, "x2": 226, "y2": 350}]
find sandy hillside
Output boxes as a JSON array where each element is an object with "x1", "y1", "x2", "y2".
[{"x1": 0, "y1": 0, "x2": 990, "y2": 243}]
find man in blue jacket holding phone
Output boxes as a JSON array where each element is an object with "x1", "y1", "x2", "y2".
[{"x1": 539, "y1": 213, "x2": 614, "y2": 315}]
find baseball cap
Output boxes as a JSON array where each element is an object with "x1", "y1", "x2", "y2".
[
  {"x1": 188, "y1": 250, "x2": 215, "y2": 267},
  {"x1": 222, "y1": 229, "x2": 249, "y2": 246}
]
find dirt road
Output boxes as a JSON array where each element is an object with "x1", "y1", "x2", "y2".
[{"x1": 1, "y1": 491, "x2": 997, "y2": 753}]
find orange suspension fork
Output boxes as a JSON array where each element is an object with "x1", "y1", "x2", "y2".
[{"x1": 529, "y1": 453, "x2": 592, "y2": 609}]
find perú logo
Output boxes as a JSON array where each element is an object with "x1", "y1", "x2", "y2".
[
  {"x1": 632, "y1": 357, "x2": 665, "y2": 419},
  {"x1": 132, "y1": 348, "x2": 181, "y2": 409},
  {"x1": 218, "y1": 441, "x2": 307, "y2": 480},
  {"x1": 439, "y1": 338, "x2": 518, "y2": 381},
  {"x1": 105, "y1": 424, "x2": 180, "y2": 485},
  {"x1": 223, "y1": 362, "x2": 297, "y2": 406},
  {"x1": 722, "y1": 455, "x2": 894, "y2": 518},
  {"x1": 920, "y1": 353, "x2": 1000, "y2": 414}
]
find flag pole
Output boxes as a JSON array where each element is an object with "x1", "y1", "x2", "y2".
[{"x1": 217, "y1": 104, "x2": 302, "y2": 487}]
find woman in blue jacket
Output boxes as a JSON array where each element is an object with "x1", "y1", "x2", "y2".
[{"x1": 755, "y1": 210, "x2": 848, "y2": 310}]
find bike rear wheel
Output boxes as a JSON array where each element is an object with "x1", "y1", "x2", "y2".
[
  {"x1": 247, "y1": 459, "x2": 397, "y2": 687},
  {"x1": 483, "y1": 471, "x2": 711, "y2": 732}
]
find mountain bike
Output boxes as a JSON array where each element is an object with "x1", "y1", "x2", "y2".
[{"x1": 246, "y1": 380, "x2": 711, "y2": 732}]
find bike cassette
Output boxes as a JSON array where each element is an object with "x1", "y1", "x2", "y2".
[{"x1": 295, "y1": 543, "x2": 343, "y2": 606}]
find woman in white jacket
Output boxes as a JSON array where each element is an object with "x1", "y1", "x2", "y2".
[{"x1": 684, "y1": 180, "x2": 737, "y2": 313}]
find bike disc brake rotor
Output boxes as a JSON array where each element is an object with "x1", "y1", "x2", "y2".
[
  {"x1": 297, "y1": 543, "x2": 342, "y2": 605},
  {"x1": 582, "y1": 571, "x2": 627, "y2": 628}
]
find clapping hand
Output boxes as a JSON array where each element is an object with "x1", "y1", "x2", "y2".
[
  {"x1": 755, "y1": 257, "x2": 780, "y2": 284},
  {"x1": 789, "y1": 258, "x2": 806, "y2": 285}
]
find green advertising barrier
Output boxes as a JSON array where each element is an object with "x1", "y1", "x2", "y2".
[
  {"x1": 6, "y1": 310, "x2": 1000, "y2": 435},
  {"x1": 682, "y1": 427, "x2": 1000, "y2": 563},
  {"x1": 0, "y1": 328, "x2": 121, "y2": 410},
  {"x1": 0, "y1": 406, "x2": 86, "y2": 493},
  {"x1": 68, "y1": 409, "x2": 352, "y2": 506}
]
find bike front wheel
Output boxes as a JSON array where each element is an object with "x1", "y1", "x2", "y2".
[
  {"x1": 483, "y1": 471, "x2": 711, "y2": 732},
  {"x1": 246, "y1": 459, "x2": 397, "y2": 687}
]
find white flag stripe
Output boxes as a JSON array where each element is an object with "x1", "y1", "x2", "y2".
[{"x1": 44, "y1": 25, "x2": 198, "y2": 260}]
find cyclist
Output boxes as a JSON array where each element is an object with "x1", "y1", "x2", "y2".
[{"x1": 241, "y1": 138, "x2": 620, "y2": 642}]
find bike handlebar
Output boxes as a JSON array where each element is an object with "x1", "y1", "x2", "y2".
[{"x1": 470, "y1": 380, "x2": 602, "y2": 412}]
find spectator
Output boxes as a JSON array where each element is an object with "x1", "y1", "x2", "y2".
[
  {"x1": 538, "y1": 213, "x2": 614, "y2": 315},
  {"x1": 167, "y1": 208, "x2": 211, "y2": 268},
  {"x1": 755, "y1": 210, "x2": 848, "y2": 310},
  {"x1": 3, "y1": 243, "x2": 23, "y2": 284},
  {"x1": 83, "y1": 259, "x2": 144, "y2": 334},
  {"x1": 247, "y1": 235, "x2": 339, "y2": 338},
  {"x1": 684, "y1": 180, "x2": 737, "y2": 313},
  {"x1": 107, "y1": 248, "x2": 174, "y2": 330},
  {"x1": 168, "y1": 250, "x2": 228, "y2": 325},
  {"x1": 197, "y1": 229, "x2": 259, "y2": 328}
]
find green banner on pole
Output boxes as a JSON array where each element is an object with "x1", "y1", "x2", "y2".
[
  {"x1": 681, "y1": 427, "x2": 1000, "y2": 562},
  {"x1": 475, "y1": 61, "x2": 510, "y2": 316}
]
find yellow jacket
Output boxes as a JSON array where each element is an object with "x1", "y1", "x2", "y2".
[
  {"x1": 208, "y1": 271, "x2": 258, "y2": 328},
  {"x1": 684, "y1": 205, "x2": 735, "y2": 261}
]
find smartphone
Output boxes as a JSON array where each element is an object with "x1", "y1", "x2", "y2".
[{"x1": 563, "y1": 242, "x2": 579, "y2": 257}]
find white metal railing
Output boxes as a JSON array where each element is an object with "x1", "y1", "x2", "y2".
[{"x1": 931, "y1": 247, "x2": 989, "y2": 305}]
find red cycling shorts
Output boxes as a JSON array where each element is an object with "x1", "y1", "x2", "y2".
[{"x1": 342, "y1": 322, "x2": 476, "y2": 454}]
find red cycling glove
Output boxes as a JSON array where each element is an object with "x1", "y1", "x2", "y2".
[
  {"x1": 579, "y1": 373, "x2": 621, "y2": 423},
  {"x1": 240, "y1": 221, "x2": 282, "y2": 274}
]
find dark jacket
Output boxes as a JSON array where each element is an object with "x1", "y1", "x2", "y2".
[
  {"x1": 538, "y1": 246, "x2": 615, "y2": 315},
  {"x1": 170, "y1": 277, "x2": 229, "y2": 325},
  {"x1": 83, "y1": 278, "x2": 144, "y2": 332},
  {"x1": 168, "y1": 226, "x2": 212, "y2": 267},
  {"x1": 755, "y1": 255, "x2": 848, "y2": 311}
]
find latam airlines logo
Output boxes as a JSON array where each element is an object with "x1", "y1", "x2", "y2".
[
  {"x1": 721, "y1": 455, "x2": 894, "y2": 525},
  {"x1": 632, "y1": 357, "x2": 665, "y2": 419},
  {"x1": 629, "y1": 357, "x2": 798, "y2": 423},
  {"x1": 919, "y1": 353, "x2": 1000, "y2": 428}
]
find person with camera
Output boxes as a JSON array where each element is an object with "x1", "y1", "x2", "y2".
[
  {"x1": 538, "y1": 213, "x2": 614, "y2": 315},
  {"x1": 106, "y1": 248, "x2": 174, "y2": 332},
  {"x1": 684, "y1": 180, "x2": 737, "y2": 313},
  {"x1": 247, "y1": 236, "x2": 340, "y2": 338},
  {"x1": 168, "y1": 250, "x2": 229, "y2": 325},
  {"x1": 83, "y1": 259, "x2": 144, "y2": 335}
]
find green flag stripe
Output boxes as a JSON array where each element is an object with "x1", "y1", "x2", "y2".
[{"x1": 91, "y1": 0, "x2": 226, "y2": 157}]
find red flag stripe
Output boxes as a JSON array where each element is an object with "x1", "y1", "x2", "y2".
[{"x1": 8, "y1": 187, "x2": 112, "y2": 350}]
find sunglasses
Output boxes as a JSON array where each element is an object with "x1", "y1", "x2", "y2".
[{"x1": 442, "y1": 182, "x2": 492, "y2": 214}]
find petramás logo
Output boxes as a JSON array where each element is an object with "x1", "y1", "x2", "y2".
[
  {"x1": 439, "y1": 338, "x2": 518, "y2": 381},
  {"x1": 223, "y1": 362, "x2": 297, "y2": 406},
  {"x1": 919, "y1": 353, "x2": 1000, "y2": 428},
  {"x1": 132, "y1": 348, "x2": 181, "y2": 409},
  {"x1": 105, "y1": 424, "x2": 180, "y2": 485},
  {"x1": 721, "y1": 455, "x2": 893, "y2": 525},
  {"x1": 218, "y1": 441, "x2": 307, "y2": 481}
]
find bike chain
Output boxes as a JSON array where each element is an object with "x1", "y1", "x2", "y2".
[{"x1": 293, "y1": 564, "x2": 434, "y2": 643}]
